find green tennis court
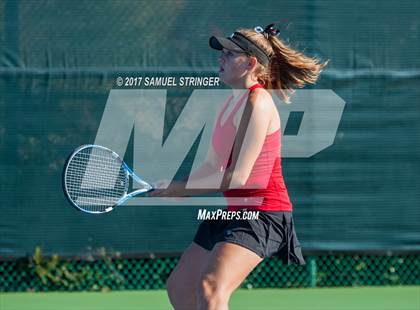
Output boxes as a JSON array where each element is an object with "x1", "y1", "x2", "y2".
[{"x1": 1, "y1": 286, "x2": 419, "y2": 310}]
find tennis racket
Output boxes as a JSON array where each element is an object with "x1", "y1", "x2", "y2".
[{"x1": 62, "y1": 144, "x2": 155, "y2": 214}]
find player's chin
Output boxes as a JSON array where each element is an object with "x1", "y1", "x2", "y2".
[
  {"x1": 218, "y1": 73, "x2": 231, "y2": 85},
  {"x1": 218, "y1": 69, "x2": 227, "y2": 79}
]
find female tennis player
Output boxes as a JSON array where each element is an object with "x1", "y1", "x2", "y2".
[{"x1": 150, "y1": 23, "x2": 328, "y2": 310}]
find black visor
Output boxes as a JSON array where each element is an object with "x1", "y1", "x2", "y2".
[{"x1": 209, "y1": 32, "x2": 270, "y2": 66}]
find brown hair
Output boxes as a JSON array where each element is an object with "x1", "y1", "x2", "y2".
[{"x1": 237, "y1": 28, "x2": 329, "y2": 103}]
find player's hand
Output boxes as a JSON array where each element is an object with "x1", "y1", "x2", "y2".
[{"x1": 149, "y1": 179, "x2": 184, "y2": 199}]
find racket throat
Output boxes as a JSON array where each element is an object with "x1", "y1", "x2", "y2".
[{"x1": 118, "y1": 186, "x2": 154, "y2": 205}]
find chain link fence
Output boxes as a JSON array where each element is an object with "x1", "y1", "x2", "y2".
[{"x1": 1, "y1": 249, "x2": 418, "y2": 292}]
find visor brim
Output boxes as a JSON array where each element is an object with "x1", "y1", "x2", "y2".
[{"x1": 209, "y1": 36, "x2": 245, "y2": 53}]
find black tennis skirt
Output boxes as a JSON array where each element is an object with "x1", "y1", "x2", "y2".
[{"x1": 193, "y1": 209, "x2": 306, "y2": 265}]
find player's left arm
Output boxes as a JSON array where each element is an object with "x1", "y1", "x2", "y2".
[{"x1": 226, "y1": 90, "x2": 273, "y2": 187}]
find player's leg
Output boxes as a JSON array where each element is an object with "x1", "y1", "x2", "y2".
[
  {"x1": 166, "y1": 242, "x2": 210, "y2": 310},
  {"x1": 196, "y1": 242, "x2": 263, "y2": 310}
]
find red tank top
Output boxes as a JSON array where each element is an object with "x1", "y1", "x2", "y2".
[{"x1": 211, "y1": 83, "x2": 293, "y2": 212}]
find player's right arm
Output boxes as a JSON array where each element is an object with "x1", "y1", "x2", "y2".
[{"x1": 187, "y1": 99, "x2": 226, "y2": 180}]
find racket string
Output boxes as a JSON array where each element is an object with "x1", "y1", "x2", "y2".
[
  {"x1": 65, "y1": 147, "x2": 130, "y2": 212},
  {"x1": 66, "y1": 172, "x2": 127, "y2": 189}
]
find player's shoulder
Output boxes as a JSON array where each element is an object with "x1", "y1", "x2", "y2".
[{"x1": 247, "y1": 87, "x2": 274, "y2": 112}]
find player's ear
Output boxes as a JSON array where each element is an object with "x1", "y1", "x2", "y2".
[{"x1": 247, "y1": 56, "x2": 258, "y2": 70}]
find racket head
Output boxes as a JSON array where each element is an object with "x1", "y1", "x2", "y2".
[{"x1": 62, "y1": 145, "x2": 129, "y2": 214}]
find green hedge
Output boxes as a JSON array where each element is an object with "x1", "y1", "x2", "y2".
[{"x1": 0, "y1": 247, "x2": 418, "y2": 292}]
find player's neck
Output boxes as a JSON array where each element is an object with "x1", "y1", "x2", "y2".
[{"x1": 231, "y1": 77, "x2": 259, "y2": 99}]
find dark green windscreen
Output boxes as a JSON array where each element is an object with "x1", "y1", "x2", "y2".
[{"x1": 0, "y1": 0, "x2": 419, "y2": 257}]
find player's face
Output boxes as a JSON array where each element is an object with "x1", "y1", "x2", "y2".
[{"x1": 218, "y1": 48, "x2": 251, "y2": 86}]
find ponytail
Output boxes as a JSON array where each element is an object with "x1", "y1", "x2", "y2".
[
  {"x1": 266, "y1": 36, "x2": 329, "y2": 103},
  {"x1": 237, "y1": 26, "x2": 329, "y2": 103}
]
